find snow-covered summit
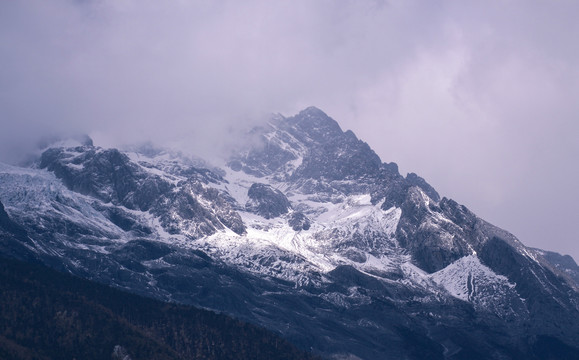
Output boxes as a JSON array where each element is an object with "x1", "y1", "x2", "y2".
[{"x1": 1, "y1": 107, "x2": 578, "y2": 359}]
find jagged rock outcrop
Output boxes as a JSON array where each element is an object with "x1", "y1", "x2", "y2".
[
  {"x1": 40, "y1": 147, "x2": 171, "y2": 211},
  {"x1": 246, "y1": 183, "x2": 291, "y2": 219},
  {"x1": 156, "y1": 179, "x2": 246, "y2": 238},
  {"x1": 38, "y1": 145, "x2": 245, "y2": 239},
  {"x1": 288, "y1": 211, "x2": 310, "y2": 231}
]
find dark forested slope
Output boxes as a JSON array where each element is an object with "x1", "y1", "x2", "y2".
[{"x1": 0, "y1": 256, "x2": 318, "y2": 360}]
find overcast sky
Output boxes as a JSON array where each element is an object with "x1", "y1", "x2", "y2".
[{"x1": 1, "y1": 0, "x2": 578, "y2": 260}]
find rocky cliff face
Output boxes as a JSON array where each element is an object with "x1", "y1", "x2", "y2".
[
  {"x1": 38, "y1": 146, "x2": 245, "y2": 240},
  {"x1": 0, "y1": 108, "x2": 578, "y2": 359},
  {"x1": 245, "y1": 183, "x2": 291, "y2": 219}
]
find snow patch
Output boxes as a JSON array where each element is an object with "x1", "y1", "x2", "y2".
[{"x1": 430, "y1": 255, "x2": 525, "y2": 318}]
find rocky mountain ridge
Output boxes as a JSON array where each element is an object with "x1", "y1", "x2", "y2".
[{"x1": 0, "y1": 107, "x2": 578, "y2": 359}]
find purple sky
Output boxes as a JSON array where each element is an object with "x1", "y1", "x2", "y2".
[{"x1": 1, "y1": 1, "x2": 578, "y2": 260}]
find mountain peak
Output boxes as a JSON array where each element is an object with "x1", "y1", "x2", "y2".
[
  {"x1": 287, "y1": 107, "x2": 343, "y2": 142},
  {"x1": 298, "y1": 106, "x2": 327, "y2": 117}
]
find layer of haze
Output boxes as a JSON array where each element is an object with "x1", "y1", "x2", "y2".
[{"x1": 1, "y1": 1, "x2": 578, "y2": 261}]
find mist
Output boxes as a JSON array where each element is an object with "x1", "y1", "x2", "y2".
[{"x1": 1, "y1": 1, "x2": 578, "y2": 260}]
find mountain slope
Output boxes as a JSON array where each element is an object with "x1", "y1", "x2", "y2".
[
  {"x1": 0, "y1": 255, "x2": 319, "y2": 360},
  {"x1": 0, "y1": 107, "x2": 578, "y2": 359}
]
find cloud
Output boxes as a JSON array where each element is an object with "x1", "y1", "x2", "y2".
[
  {"x1": 1, "y1": 0, "x2": 578, "y2": 259},
  {"x1": 344, "y1": 1, "x2": 579, "y2": 259},
  {"x1": 0, "y1": 0, "x2": 444, "y2": 158}
]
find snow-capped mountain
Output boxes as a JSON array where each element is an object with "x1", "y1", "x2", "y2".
[{"x1": 1, "y1": 107, "x2": 578, "y2": 359}]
